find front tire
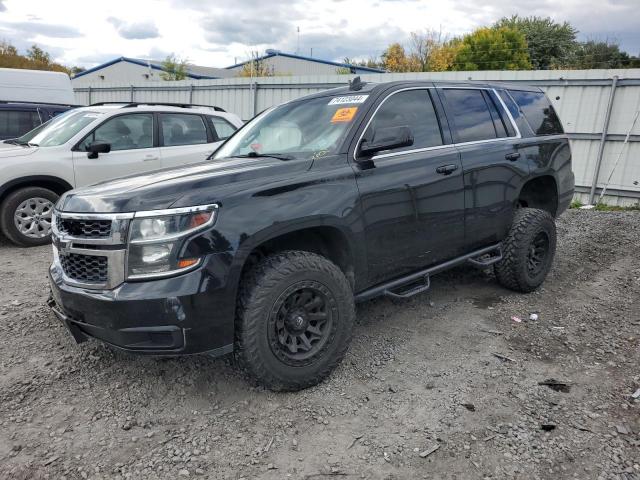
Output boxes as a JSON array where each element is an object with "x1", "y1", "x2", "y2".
[
  {"x1": 235, "y1": 251, "x2": 355, "y2": 391},
  {"x1": 494, "y1": 208, "x2": 557, "y2": 293},
  {"x1": 0, "y1": 187, "x2": 58, "y2": 247}
]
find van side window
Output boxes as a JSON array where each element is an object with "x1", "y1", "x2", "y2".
[
  {"x1": 442, "y1": 89, "x2": 502, "y2": 143},
  {"x1": 363, "y1": 89, "x2": 443, "y2": 155},
  {"x1": 0, "y1": 110, "x2": 40, "y2": 139},
  {"x1": 508, "y1": 90, "x2": 564, "y2": 135}
]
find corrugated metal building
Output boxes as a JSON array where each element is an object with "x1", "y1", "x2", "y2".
[
  {"x1": 71, "y1": 52, "x2": 384, "y2": 86},
  {"x1": 71, "y1": 57, "x2": 233, "y2": 86},
  {"x1": 74, "y1": 69, "x2": 640, "y2": 206},
  {"x1": 224, "y1": 50, "x2": 385, "y2": 76}
]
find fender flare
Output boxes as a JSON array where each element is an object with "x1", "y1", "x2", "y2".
[{"x1": 0, "y1": 175, "x2": 73, "y2": 200}]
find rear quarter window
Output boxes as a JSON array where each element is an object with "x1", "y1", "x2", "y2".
[{"x1": 508, "y1": 90, "x2": 564, "y2": 135}]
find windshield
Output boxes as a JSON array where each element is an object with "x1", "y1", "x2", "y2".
[
  {"x1": 27, "y1": 110, "x2": 103, "y2": 147},
  {"x1": 214, "y1": 94, "x2": 368, "y2": 160},
  {"x1": 12, "y1": 119, "x2": 52, "y2": 144}
]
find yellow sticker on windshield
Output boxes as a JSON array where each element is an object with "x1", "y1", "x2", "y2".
[{"x1": 331, "y1": 107, "x2": 358, "y2": 123}]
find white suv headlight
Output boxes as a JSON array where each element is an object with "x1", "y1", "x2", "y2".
[{"x1": 126, "y1": 204, "x2": 218, "y2": 279}]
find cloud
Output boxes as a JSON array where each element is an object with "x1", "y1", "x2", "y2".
[
  {"x1": 298, "y1": 25, "x2": 409, "y2": 63},
  {"x1": 0, "y1": 1, "x2": 5, "y2": 12},
  {"x1": 74, "y1": 52, "x2": 123, "y2": 67},
  {"x1": 1, "y1": 21, "x2": 81, "y2": 38},
  {"x1": 107, "y1": 17, "x2": 160, "y2": 40},
  {"x1": 146, "y1": 46, "x2": 172, "y2": 61},
  {"x1": 202, "y1": 15, "x2": 293, "y2": 45}
]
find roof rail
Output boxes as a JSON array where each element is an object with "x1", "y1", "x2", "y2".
[{"x1": 89, "y1": 102, "x2": 226, "y2": 112}]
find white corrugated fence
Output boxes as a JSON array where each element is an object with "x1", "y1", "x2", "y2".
[{"x1": 73, "y1": 69, "x2": 640, "y2": 206}]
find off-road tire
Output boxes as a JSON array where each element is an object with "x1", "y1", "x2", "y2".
[
  {"x1": 494, "y1": 208, "x2": 557, "y2": 293},
  {"x1": 0, "y1": 187, "x2": 59, "y2": 247},
  {"x1": 235, "y1": 250, "x2": 355, "y2": 391}
]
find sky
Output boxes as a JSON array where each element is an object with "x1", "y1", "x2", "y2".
[{"x1": 0, "y1": 0, "x2": 638, "y2": 69}]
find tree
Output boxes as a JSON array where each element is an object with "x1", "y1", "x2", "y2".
[
  {"x1": 570, "y1": 40, "x2": 638, "y2": 69},
  {"x1": 236, "y1": 59, "x2": 275, "y2": 77},
  {"x1": 27, "y1": 45, "x2": 51, "y2": 65},
  {"x1": 426, "y1": 40, "x2": 462, "y2": 71},
  {"x1": 337, "y1": 57, "x2": 383, "y2": 73},
  {"x1": 0, "y1": 40, "x2": 17, "y2": 56},
  {"x1": 452, "y1": 27, "x2": 532, "y2": 71},
  {"x1": 160, "y1": 54, "x2": 188, "y2": 81},
  {"x1": 0, "y1": 41, "x2": 71, "y2": 74},
  {"x1": 381, "y1": 43, "x2": 420, "y2": 72},
  {"x1": 408, "y1": 30, "x2": 447, "y2": 71},
  {"x1": 495, "y1": 15, "x2": 577, "y2": 69},
  {"x1": 235, "y1": 51, "x2": 277, "y2": 77},
  {"x1": 70, "y1": 66, "x2": 86, "y2": 76}
]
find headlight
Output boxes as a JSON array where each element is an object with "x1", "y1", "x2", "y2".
[{"x1": 126, "y1": 204, "x2": 217, "y2": 279}]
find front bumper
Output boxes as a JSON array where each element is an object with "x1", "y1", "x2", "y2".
[{"x1": 48, "y1": 255, "x2": 235, "y2": 356}]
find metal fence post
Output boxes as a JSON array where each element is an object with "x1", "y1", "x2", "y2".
[
  {"x1": 589, "y1": 75, "x2": 619, "y2": 204},
  {"x1": 252, "y1": 81, "x2": 259, "y2": 117},
  {"x1": 189, "y1": 84, "x2": 194, "y2": 103},
  {"x1": 130, "y1": 85, "x2": 135, "y2": 102},
  {"x1": 87, "y1": 86, "x2": 92, "y2": 105}
]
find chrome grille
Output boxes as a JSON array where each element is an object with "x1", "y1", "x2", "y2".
[
  {"x1": 59, "y1": 253, "x2": 108, "y2": 283},
  {"x1": 56, "y1": 217, "x2": 112, "y2": 238}
]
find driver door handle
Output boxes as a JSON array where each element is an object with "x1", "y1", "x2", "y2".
[
  {"x1": 436, "y1": 164, "x2": 458, "y2": 175},
  {"x1": 505, "y1": 152, "x2": 521, "y2": 161},
  {"x1": 143, "y1": 155, "x2": 159, "y2": 161}
]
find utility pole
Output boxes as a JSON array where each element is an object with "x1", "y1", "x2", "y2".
[{"x1": 296, "y1": 26, "x2": 300, "y2": 55}]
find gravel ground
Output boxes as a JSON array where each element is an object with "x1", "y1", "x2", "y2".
[{"x1": 0, "y1": 210, "x2": 639, "y2": 480}]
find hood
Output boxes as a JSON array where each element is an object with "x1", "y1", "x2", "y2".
[
  {"x1": 60, "y1": 156, "x2": 313, "y2": 213},
  {"x1": 0, "y1": 142, "x2": 39, "y2": 158}
]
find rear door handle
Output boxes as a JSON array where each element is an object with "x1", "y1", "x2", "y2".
[
  {"x1": 436, "y1": 164, "x2": 459, "y2": 175},
  {"x1": 143, "y1": 155, "x2": 159, "y2": 161},
  {"x1": 505, "y1": 152, "x2": 521, "y2": 161}
]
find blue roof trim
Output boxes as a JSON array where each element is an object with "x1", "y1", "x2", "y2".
[
  {"x1": 225, "y1": 52, "x2": 386, "y2": 73},
  {"x1": 72, "y1": 57, "x2": 220, "y2": 80}
]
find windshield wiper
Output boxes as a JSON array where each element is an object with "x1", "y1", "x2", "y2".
[
  {"x1": 27, "y1": 142, "x2": 39, "y2": 147},
  {"x1": 235, "y1": 152, "x2": 294, "y2": 161},
  {"x1": 4, "y1": 139, "x2": 28, "y2": 146}
]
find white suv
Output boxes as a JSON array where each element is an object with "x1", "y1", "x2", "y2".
[{"x1": 0, "y1": 102, "x2": 243, "y2": 246}]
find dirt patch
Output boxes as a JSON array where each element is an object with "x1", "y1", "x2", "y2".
[{"x1": 0, "y1": 210, "x2": 639, "y2": 479}]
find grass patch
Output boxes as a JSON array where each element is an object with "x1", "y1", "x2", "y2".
[
  {"x1": 569, "y1": 199, "x2": 640, "y2": 211},
  {"x1": 593, "y1": 203, "x2": 640, "y2": 212}
]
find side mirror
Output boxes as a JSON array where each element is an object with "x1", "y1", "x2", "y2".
[
  {"x1": 86, "y1": 141, "x2": 111, "y2": 159},
  {"x1": 358, "y1": 125, "x2": 414, "y2": 158}
]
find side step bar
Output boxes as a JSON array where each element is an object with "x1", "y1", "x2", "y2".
[{"x1": 354, "y1": 243, "x2": 502, "y2": 303}]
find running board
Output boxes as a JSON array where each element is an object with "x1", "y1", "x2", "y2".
[{"x1": 354, "y1": 243, "x2": 502, "y2": 303}]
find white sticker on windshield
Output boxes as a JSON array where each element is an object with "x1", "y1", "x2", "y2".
[{"x1": 328, "y1": 95, "x2": 369, "y2": 105}]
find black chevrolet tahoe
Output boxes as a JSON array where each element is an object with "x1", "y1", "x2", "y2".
[{"x1": 48, "y1": 80, "x2": 574, "y2": 391}]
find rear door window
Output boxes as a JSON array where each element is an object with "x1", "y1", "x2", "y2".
[
  {"x1": 508, "y1": 90, "x2": 564, "y2": 135},
  {"x1": 441, "y1": 89, "x2": 502, "y2": 143},
  {"x1": 0, "y1": 110, "x2": 41, "y2": 138},
  {"x1": 208, "y1": 116, "x2": 237, "y2": 141},
  {"x1": 362, "y1": 89, "x2": 443, "y2": 156},
  {"x1": 160, "y1": 114, "x2": 208, "y2": 146}
]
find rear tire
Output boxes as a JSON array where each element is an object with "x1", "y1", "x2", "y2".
[
  {"x1": 494, "y1": 208, "x2": 556, "y2": 293},
  {"x1": 235, "y1": 251, "x2": 355, "y2": 391},
  {"x1": 0, "y1": 187, "x2": 58, "y2": 247}
]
